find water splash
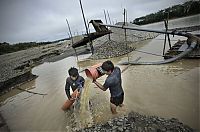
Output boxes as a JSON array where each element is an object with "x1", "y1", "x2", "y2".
[
  {"x1": 64, "y1": 78, "x2": 93, "y2": 131},
  {"x1": 79, "y1": 78, "x2": 93, "y2": 128}
]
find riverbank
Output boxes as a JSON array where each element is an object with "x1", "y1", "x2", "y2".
[
  {"x1": 0, "y1": 22, "x2": 159, "y2": 95},
  {"x1": 1, "y1": 24, "x2": 199, "y2": 94},
  {"x1": 0, "y1": 40, "x2": 90, "y2": 95}
]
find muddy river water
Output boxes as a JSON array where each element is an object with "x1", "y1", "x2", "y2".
[{"x1": 0, "y1": 15, "x2": 199, "y2": 131}]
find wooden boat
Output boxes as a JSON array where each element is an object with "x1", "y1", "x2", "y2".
[{"x1": 163, "y1": 40, "x2": 200, "y2": 59}]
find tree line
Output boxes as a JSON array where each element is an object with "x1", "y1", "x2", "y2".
[{"x1": 132, "y1": 0, "x2": 200, "y2": 25}]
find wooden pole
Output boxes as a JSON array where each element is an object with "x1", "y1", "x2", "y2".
[
  {"x1": 107, "y1": 10, "x2": 112, "y2": 25},
  {"x1": 124, "y1": 8, "x2": 129, "y2": 62},
  {"x1": 66, "y1": 19, "x2": 74, "y2": 44},
  {"x1": 66, "y1": 18, "x2": 79, "y2": 62},
  {"x1": 79, "y1": 0, "x2": 94, "y2": 54},
  {"x1": 163, "y1": 21, "x2": 167, "y2": 55},
  {"x1": 123, "y1": 9, "x2": 127, "y2": 42},
  {"x1": 103, "y1": 9, "x2": 108, "y2": 24},
  {"x1": 163, "y1": 12, "x2": 171, "y2": 55},
  {"x1": 166, "y1": 12, "x2": 172, "y2": 49},
  {"x1": 107, "y1": 10, "x2": 112, "y2": 40},
  {"x1": 104, "y1": 10, "x2": 111, "y2": 41}
]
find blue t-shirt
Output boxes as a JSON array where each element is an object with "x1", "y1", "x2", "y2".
[{"x1": 103, "y1": 67, "x2": 124, "y2": 97}]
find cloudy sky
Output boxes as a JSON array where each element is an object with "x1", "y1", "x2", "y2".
[{"x1": 0, "y1": 0, "x2": 186, "y2": 44}]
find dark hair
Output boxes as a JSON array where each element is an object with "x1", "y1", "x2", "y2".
[
  {"x1": 68, "y1": 67, "x2": 78, "y2": 77},
  {"x1": 102, "y1": 60, "x2": 114, "y2": 72}
]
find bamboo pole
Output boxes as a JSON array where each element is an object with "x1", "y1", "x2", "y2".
[
  {"x1": 104, "y1": 10, "x2": 110, "y2": 40},
  {"x1": 79, "y1": 0, "x2": 94, "y2": 54},
  {"x1": 66, "y1": 19, "x2": 79, "y2": 61}
]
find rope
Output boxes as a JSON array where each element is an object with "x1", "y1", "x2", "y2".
[
  {"x1": 134, "y1": 49, "x2": 163, "y2": 57},
  {"x1": 112, "y1": 32, "x2": 143, "y2": 38},
  {"x1": 17, "y1": 88, "x2": 47, "y2": 96},
  {"x1": 121, "y1": 64, "x2": 131, "y2": 73}
]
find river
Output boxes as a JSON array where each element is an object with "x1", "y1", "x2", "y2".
[{"x1": 0, "y1": 14, "x2": 199, "y2": 131}]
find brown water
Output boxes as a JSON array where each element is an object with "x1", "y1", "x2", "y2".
[
  {"x1": 0, "y1": 15, "x2": 199, "y2": 131},
  {"x1": 79, "y1": 79, "x2": 93, "y2": 128}
]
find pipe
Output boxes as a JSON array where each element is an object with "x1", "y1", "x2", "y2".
[
  {"x1": 118, "y1": 42, "x2": 197, "y2": 65},
  {"x1": 100, "y1": 23, "x2": 200, "y2": 37}
]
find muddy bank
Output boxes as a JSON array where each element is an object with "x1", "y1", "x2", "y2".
[
  {"x1": 0, "y1": 71, "x2": 37, "y2": 96},
  {"x1": 0, "y1": 40, "x2": 90, "y2": 94},
  {"x1": 79, "y1": 111, "x2": 193, "y2": 132}
]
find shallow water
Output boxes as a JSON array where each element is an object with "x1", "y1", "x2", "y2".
[{"x1": 0, "y1": 15, "x2": 199, "y2": 131}]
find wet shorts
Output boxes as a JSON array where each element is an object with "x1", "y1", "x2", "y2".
[{"x1": 110, "y1": 92, "x2": 124, "y2": 106}]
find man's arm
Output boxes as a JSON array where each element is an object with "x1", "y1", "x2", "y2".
[
  {"x1": 65, "y1": 81, "x2": 71, "y2": 99},
  {"x1": 80, "y1": 76, "x2": 85, "y2": 87},
  {"x1": 93, "y1": 80, "x2": 107, "y2": 91}
]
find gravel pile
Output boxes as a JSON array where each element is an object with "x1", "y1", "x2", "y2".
[
  {"x1": 110, "y1": 22, "x2": 159, "y2": 43},
  {"x1": 89, "y1": 24, "x2": 200, "y2": 60},
  {"x1": 90, "y1": 40, "x2": 134, "y2": 59},
  {"x1": 89, "y1": 22, "x2": 159, "y2": 60},
  {"x1": 79, "y1": 111, "x2": 193, "y2": 132}
]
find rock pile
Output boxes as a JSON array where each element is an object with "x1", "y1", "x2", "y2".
[
  {"x1": 79, "y1": 111, "x2": 193, "y2": 132},
  {"x1": 90, "y1": 22, "x2": 159, "y2": 60},
  {"x1": 110, "y1": 22, "x2": 159, "y2": 43},
  {"x1": 90, "y1": 40, "x2": 134, "y2": 59}
]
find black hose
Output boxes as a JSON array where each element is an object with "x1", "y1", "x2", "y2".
[{"x1": 119, "y1": 42, "x2": 197, "y2": 65}]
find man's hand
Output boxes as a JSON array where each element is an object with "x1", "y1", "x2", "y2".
[
  {"x1": 93, "y1": 80, "x2": 98, "y2": 88},
  {"x1": 69, "y1": 97, "x2": 75, "y2": 101},
  {"x1": 92, "y1": 80, "x2": 107, "y2": 91},
  {"x1": 92, "y1": 79, "x2": 96, "y2": 83}
]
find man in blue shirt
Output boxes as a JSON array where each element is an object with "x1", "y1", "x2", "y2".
[
  {"x1": 65, "y1": 67, "x2": 85, "y2": 100},
  {"x1": 93, "y1": 60, "x2": 124, "y2": 114}
]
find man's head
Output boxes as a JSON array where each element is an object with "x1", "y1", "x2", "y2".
[
  {"x1": 68, "y1": 67, "x2": 79, "y2": 80},
  {"x1": 101, "y1": 60, "x2": 114, "y2": 75}
]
